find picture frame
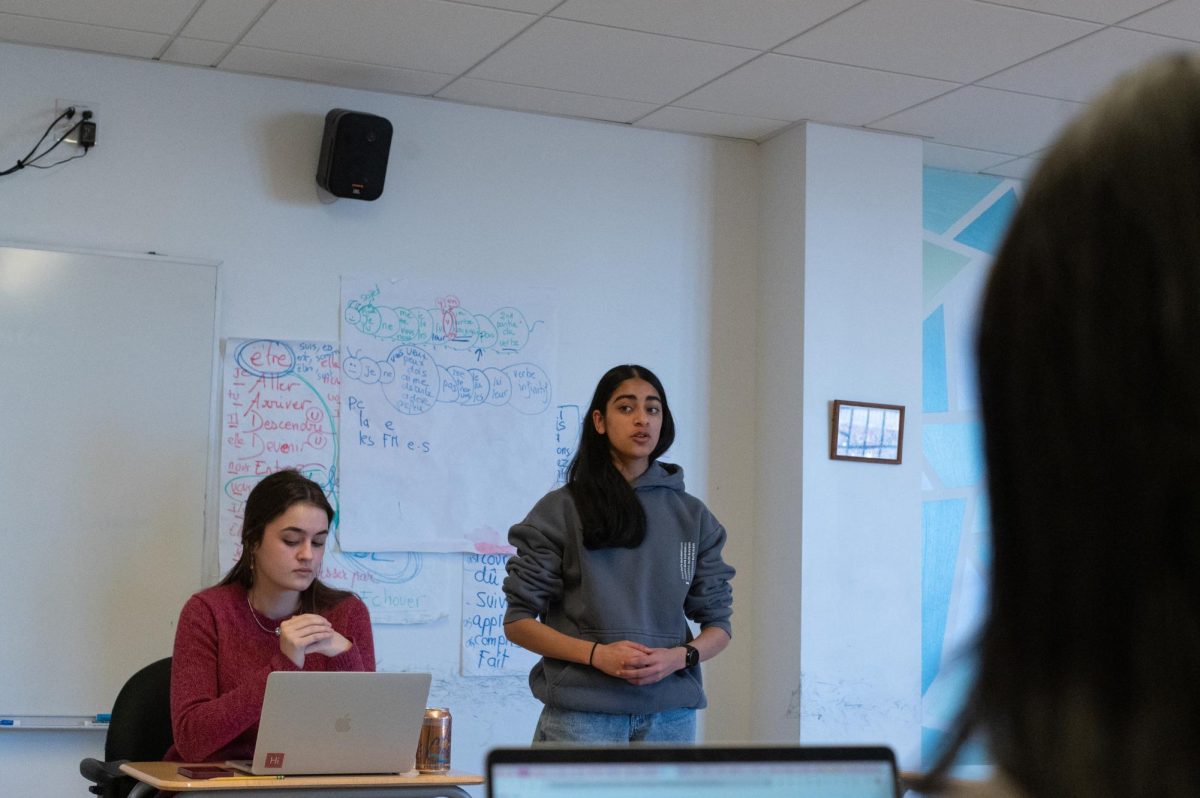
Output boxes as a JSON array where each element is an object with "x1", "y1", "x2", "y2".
[{"x1": 830, "y1": 399, "x2": 905, "y2": 464}]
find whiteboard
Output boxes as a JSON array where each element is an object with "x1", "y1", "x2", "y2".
[{"x1": 0, "y1": 243, "x2": 217, "y2": 716}]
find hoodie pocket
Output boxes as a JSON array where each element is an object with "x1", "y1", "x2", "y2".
[{"x1": 542, "y1": 651, "x2": 706, "y2": 713}]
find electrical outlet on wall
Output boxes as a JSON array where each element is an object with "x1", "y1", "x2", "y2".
[{"x1": 55, "y1": 99, "x2": 98, "y2": 145}]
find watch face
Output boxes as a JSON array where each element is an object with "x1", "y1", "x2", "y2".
[{"x1": 685, "y1": 645, "x2": 699, "y2": 667}]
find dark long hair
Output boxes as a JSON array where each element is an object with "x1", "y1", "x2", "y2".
[
  {"x1": 567, "y1": 364, "x2": 675, "y2": 549},
  {"x1": 219, "y1": 469, "x2": 353, "y2": 613},
  {"x1": 923, "y1": 53, "x2": 1200, "y2": 797}
]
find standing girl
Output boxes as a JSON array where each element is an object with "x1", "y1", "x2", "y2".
[
  {"x1": 504, "y1": 364, "x2": 734, "y2": 743},
  {"x1": 165, "y1": 469, "x2": 375, "y2": 763}
]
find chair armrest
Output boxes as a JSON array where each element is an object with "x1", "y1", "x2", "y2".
[{"x1": 80, "y1": 757, "x2": 129, "y2": 790}]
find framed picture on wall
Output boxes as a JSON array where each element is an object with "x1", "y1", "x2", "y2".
[{"x1": 830, "y1": 400, "x2": 905, "y2": 464}]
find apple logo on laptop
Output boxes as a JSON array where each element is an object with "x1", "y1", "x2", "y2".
[{"x1": 335, "y1": 714, "x2": 352, "y2": 733}]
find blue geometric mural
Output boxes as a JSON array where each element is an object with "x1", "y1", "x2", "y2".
[
  {"x1": 955, "y1": 189, "x2": 1019, "y2": 254},
  {"x1": 921, "y1": 167, "x2": 1020, "y2": 767},
  {"x1": 923, "y1": 306, "x2": 948, "y2": 414},
  {"x1": 922, "y1": 498, "x2": 965, "y2": 695},
  {"x1": 923, "y1": 423, "x2": 985, "y2": 489},
  {"x1": 923, "y1": 169, "x2": 1006, "y2": 235}
]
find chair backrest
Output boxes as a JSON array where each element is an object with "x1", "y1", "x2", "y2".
[{"x1": 104, "y1": 657, "x2": 173, "y2": 763}]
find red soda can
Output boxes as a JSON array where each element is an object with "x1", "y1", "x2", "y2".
[{"x1": 416, "y1": 707, "x2": 452, "y2": 773}]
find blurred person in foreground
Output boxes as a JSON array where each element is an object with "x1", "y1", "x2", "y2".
[{"x1": 921, "y1": 51, "x2": 1200, "y2": 798}]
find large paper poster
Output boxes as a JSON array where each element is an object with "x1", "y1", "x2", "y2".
[
  {"x1": 337, "y1": 279, "x2": 557, "y2": 553},
  {"x1": 460, "y1": 553, "x2": 538, "y2": 676},
  {"x1": 459, "y1": 403, "x2": 583, "y2": 676},
  {"x1": 217, "y1": 338, "x2": 450, "y2": 623}
]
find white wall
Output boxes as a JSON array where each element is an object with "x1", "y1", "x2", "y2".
[
  {"x1": 0, "y1": 42, "x2": 759, "y2": 796},
  {"x1": 757, "y1": 123, "x2": 924, "y2": 764},
  {"x1": 800, "y1": 124, "x2": 923, "y2": 763},
  {"x1": 752, "y1": 121, "x2": 807, "y2": 742},
  {"x1": 0, "y1": 39, "x2": 928, "y2": 795}
]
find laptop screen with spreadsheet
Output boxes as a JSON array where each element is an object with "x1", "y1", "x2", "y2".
[{"x1": 486, "y1": 745, "x2": 899, "y2": 798}]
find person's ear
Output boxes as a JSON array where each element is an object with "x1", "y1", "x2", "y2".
[{"x1": 592, "y1": 408, "x2": 605, "y2": 435}]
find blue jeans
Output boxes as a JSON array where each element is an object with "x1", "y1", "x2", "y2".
[{"x1": 533, "y1": 706, "x2": 696, "y2": 744}]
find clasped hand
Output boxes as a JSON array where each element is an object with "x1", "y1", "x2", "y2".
[
  {"x1": 278, "y1": 613, "x2": 351, "y2": 667},
  {"x1": 590, "y1": 641, "x2": 683, "y2": 686}
]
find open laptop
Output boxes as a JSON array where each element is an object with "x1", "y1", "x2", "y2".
[
  {"x1": 226, "y1": 671, "x2": 432, "y2": 776},
  {"x1": 487, "y1": 744, "x2": 900, "y2": 798}
]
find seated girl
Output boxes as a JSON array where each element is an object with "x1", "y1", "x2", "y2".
[{"x1": 164, "y1": 469, "x2": 374, "y2": 763}]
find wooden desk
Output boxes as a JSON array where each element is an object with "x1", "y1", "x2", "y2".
[
  {"x1": 120, "y1": 761, "x2": 483, "y2": 798},
  {"x1": 899, "y1": 770, "x2": 991, "y2": 796}
]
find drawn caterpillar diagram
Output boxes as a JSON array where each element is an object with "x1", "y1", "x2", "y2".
[
  {"x1": 343, "y1": 345, "x2": 552, "y2": 416},
  {"x1": 344, "y1": 290, "x2": 540, "y2": 356}
]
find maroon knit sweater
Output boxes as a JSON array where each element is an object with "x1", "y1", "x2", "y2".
[{"x1": 163, "y1": 582, "x2": 375, "y2": 763}]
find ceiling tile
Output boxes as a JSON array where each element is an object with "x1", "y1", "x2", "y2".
[
  {"x1": 635, "y1": 105, "x2": 791, "y2": 140},
  {"x1": 0, "y1": 0, "x2": 196, "y2": 34},
  {"x1": 469, "y1": 17, "x2": 757, "y2": 103},
  {"x1": 161, "y1": 36, "x2": 228, "y2": 67},
  {"x1": 1121, "y1": 0, "x2": 1200, "y2": 41},
  {"x1": 982, "y1": 0, "x2": 1166, "y2": 25},
  {"x1": 677, "y1": 53, "x2": 956, "y2": 126},
  {"x1": 0, "y1": 0, "x2": 1159, "y2": 172},
  {"x1": 221, "y1": 46, "x2": 455, "y2": 96},
  {"x1": 242, "y1": 0, "x2": 536, "y2": 75},
  {"x1": 979, "y1": 27, "x2": 1196, "y2": 102},
  {"x1": 551, "y1": 0, "x2": 860, "y2": 49},
  {"x1": 458, "y1": 0, "x2": 561, "y2": 12},
  {"x1": 982, "y1": 154, "x2": 1041, "y2": 180},
  {"x1": 923, "y1": 141, "x2": 1021, "y2": 173},
  {"x1": 0, "y1": 13, "x2": 167, "y2": 57},
  {"x1": 436, "y1": 77, "x2": 659, "y2": 123},
  {"x1": 777, "y1": 0, "x2": 1098, "y2": 83},
  {"x1": 872, "y1": 85, "x2": 1085, "y2": 155},
  {"x1": 180, "y1": 0, "x2": 272, "y2": 43}
]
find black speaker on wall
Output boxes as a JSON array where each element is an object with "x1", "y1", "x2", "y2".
[{"x1": 316, "y1": 109, "x2": 393, "y2": 201}]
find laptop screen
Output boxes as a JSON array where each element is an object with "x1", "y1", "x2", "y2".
[{"x1": 487, "y1": 746, "x2": 899, "y2": 798}]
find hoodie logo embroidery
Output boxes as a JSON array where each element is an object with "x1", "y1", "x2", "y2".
[{"x1": 680, "y1": 541, "x2": 696, "y2": 583}]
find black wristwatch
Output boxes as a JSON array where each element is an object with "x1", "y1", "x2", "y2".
[{"x1": 683, "y1": 644, "x2": 700, "y2": 668}]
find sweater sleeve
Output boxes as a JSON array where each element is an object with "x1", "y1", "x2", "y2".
[
  {"x1": 503, "y1": 495, "x2": 568, "y2": 625},
  {"x1": 324, "y1": 596, "x2": 376, "y2": 672},
  {"x1": 683, "y1": 509, "x2": 735, "y2": 636},
  {"x1": 169, "y1": 595, "x2": 297, "y2": 762}
]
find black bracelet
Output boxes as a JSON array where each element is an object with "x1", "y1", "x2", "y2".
[{"x1": 588, "y1": 641, "x2": 598, "y2": 667}]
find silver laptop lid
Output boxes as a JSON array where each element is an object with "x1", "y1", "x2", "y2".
[
  {"x1": 243, "y1": 671, "x2": 431, "y2": 776},
  {"x1": 486, "y1": 745, "x2": 900, "y2": 798}
]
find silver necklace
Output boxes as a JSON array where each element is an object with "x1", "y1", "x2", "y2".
[{"x1": 246, "y1": 592, "x2": 282, "y2": 637}]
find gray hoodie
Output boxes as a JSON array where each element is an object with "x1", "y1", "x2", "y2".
[{"x1": 503, "y1": 462, "x2": 734, "y2": 714}]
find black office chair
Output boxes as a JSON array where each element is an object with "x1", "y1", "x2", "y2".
[{"x1": 80, "y1": 657, "x2": 173, "y2": 798}]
